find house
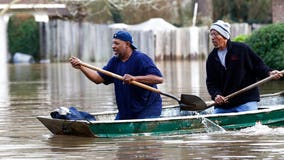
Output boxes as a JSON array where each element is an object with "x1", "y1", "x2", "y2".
[{"x1": 0, "y1": 0, "x2": 69, "y2": 21}]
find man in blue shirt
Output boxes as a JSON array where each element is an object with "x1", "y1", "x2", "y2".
[{"x1": 70, "y1": 30, "x2": 163, "y2": 120}]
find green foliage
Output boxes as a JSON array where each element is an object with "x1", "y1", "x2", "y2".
[
  {"x1": 245, "y1": 23, "x2": 284, "y2": 70},
  {"x1": 246, "y1": 0, "x2": 272, "y2": 24},
  {"x1": 212, "y1": 0, "x2": 272, "y2": 24},
  {"x1": 232, "y1": 34, "x2": 250, "y2": 42},
  {"x1": 8, "y1": 14, "x2": 39, "y2": 61}
]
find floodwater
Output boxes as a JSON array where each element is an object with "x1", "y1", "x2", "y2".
[{"x1": 1, "y1": 60, "x2": 284, "y2": 159}]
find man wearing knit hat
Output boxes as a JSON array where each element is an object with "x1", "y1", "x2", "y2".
[
  {"x1": 70, "y1": 30, "x2": 164, "y2": 120},
  {"x1": 206, "y1": 20, "x2": 282, "y2": 114}
]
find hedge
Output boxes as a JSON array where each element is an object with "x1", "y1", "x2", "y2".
[
  {"x1": 8, "y1": 14, "x2": 39, "y2": 62},
  {"x1": 245, "y1": 23, "x2": 284, "y2": 70}
]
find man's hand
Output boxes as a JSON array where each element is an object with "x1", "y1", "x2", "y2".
[
  {"x1": 69, "y1": 56, "x2": 82, "y2": 69},
  {"x1": 215, "y1": 95, "x2": 228, "y2": 105},
  {"x1": 123, "y1": 74, "x2": 136, "y2": 84},
  {"x1": 269, "y1": 70, "x2": 283, "y2": 80}
]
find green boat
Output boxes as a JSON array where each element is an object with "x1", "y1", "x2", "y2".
[{"x1": 37, "y1": 91, "x2": 284, "y2": 137}]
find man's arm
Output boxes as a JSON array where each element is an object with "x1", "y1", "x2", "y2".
[
  {"x1": 69, "y1": 56, "x2": 104, "y2": 84},
  {"x1": 122, "y1": 74, "x2": 163, "y2": 85}
]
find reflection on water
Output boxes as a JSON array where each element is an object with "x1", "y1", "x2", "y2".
[
  {"x1": 157, "y1": 59, "x2": 209, "y2": 106},
  {"x1": 0, "y1": 60, "x2": 284, "y2": 159},
  {"x1": 0, "y1": 16, "x2": 9, "y2": 108}
]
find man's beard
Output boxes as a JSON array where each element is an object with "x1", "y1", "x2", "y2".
[{"x1": 114, "y1": 52, "x2": 121, "y2": 58}]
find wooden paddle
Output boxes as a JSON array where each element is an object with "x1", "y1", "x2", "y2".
[
  {"x1": 180, "y1": 70, "x2": 284, "y2": 111},
  {"x1": 80, "y1": 62, "x2": 192, "y2": 108}
]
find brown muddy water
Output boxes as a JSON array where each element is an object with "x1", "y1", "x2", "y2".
[{"x1": 1, "y1": 60, "x2": 284, "y2": 159}]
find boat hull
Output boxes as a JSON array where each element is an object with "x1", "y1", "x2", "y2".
[
  {"x1": 37, "y1": 91, "x2": 284, "y2": 137},
  {"x1": 207, "y1": 105, "x2": 284, "y2": 130},
  {"x1": 37, "y1": 117, "x2": 94, "y2": 137}
]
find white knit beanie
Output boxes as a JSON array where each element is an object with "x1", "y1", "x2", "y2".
[{"x1": 210, "y1": 20, "x2": 231, "y2": 39}]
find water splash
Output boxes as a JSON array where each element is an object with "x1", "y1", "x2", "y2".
[
  {"x1": 201, "y1": 117, "x2": 226, "y2": 133},
  {"x1": 193, "y1": 111, "x2": 226, "y2": 133},
  {"x1": 237, "y1": 121, "x2": 284, "y2": 135}
]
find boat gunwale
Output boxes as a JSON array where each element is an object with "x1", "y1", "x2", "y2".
[
  {"x1": 36, "y1": 105, "x2": 284, "y2": 124},
  {"x1": 37, "y1": 91, "x2": 284, "y2": 124},
  {"x1": 92, "y1": 91, "x2": 284, "y2": 116}
]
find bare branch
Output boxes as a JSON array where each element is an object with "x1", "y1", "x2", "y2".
[{"x1": 0, "y1": 0, "x2": 22, "y2": 16}]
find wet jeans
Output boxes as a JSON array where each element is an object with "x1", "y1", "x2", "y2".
[{"x1": 214, "y1": 101, "x2": 258, "y2": 114}]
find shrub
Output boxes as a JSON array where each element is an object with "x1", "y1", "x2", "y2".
[
  {"x1": 232, "y1": 34, "x2": 250, "y2": 42},
  {"x1": 8, "y1": 14, "x2": 39, "y2": 62},
  {"x1": 245, "y1": 23, "x2": 284, "y2": 70}
]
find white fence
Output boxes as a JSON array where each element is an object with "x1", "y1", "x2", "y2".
[{"x1": 40, "y1": 20, "x2": 251, "y2": 62}]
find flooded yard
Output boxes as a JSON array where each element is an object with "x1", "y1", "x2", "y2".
[{"x1": 1, "y1": 60, "x2": 284, "y2": 159}]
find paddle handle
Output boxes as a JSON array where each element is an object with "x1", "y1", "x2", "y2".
[
  {"x1": 80, "y1": 62, "x2": 162, "y2": 94},
  {"x1": 208, "y1": 70, "x2": 284, "y2": 107}
]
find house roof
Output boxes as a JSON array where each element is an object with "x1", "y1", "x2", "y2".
[{"x1": 0, "y1": 0, "x2": 69, "y2": 16}]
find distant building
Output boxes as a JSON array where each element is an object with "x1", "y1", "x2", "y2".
[
  {"x1": 0, "y1": 0, "x2": 69, "y2": 21},
  {"x1": 272, "y1": 0, "x2": 284, "y2": 23}
]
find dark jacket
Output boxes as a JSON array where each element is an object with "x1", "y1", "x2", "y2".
[{"x1": 206, "y1": 40, "x2": 272, "y2": 109}]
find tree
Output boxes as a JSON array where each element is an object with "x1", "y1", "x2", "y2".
[
  {"x1": 63, "y1": 0, "x2": 194, "y2": 26},
  {"x1": 212, "y1": 0, "x2": 272, "y2": 24},
  {"x1": 8, "y1": 14, "x2": 40, "y2": 61}
]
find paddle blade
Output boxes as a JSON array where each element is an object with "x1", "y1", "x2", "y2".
[{"x1": 180, "y1": 94, "x2": 208, "y2": 111}]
